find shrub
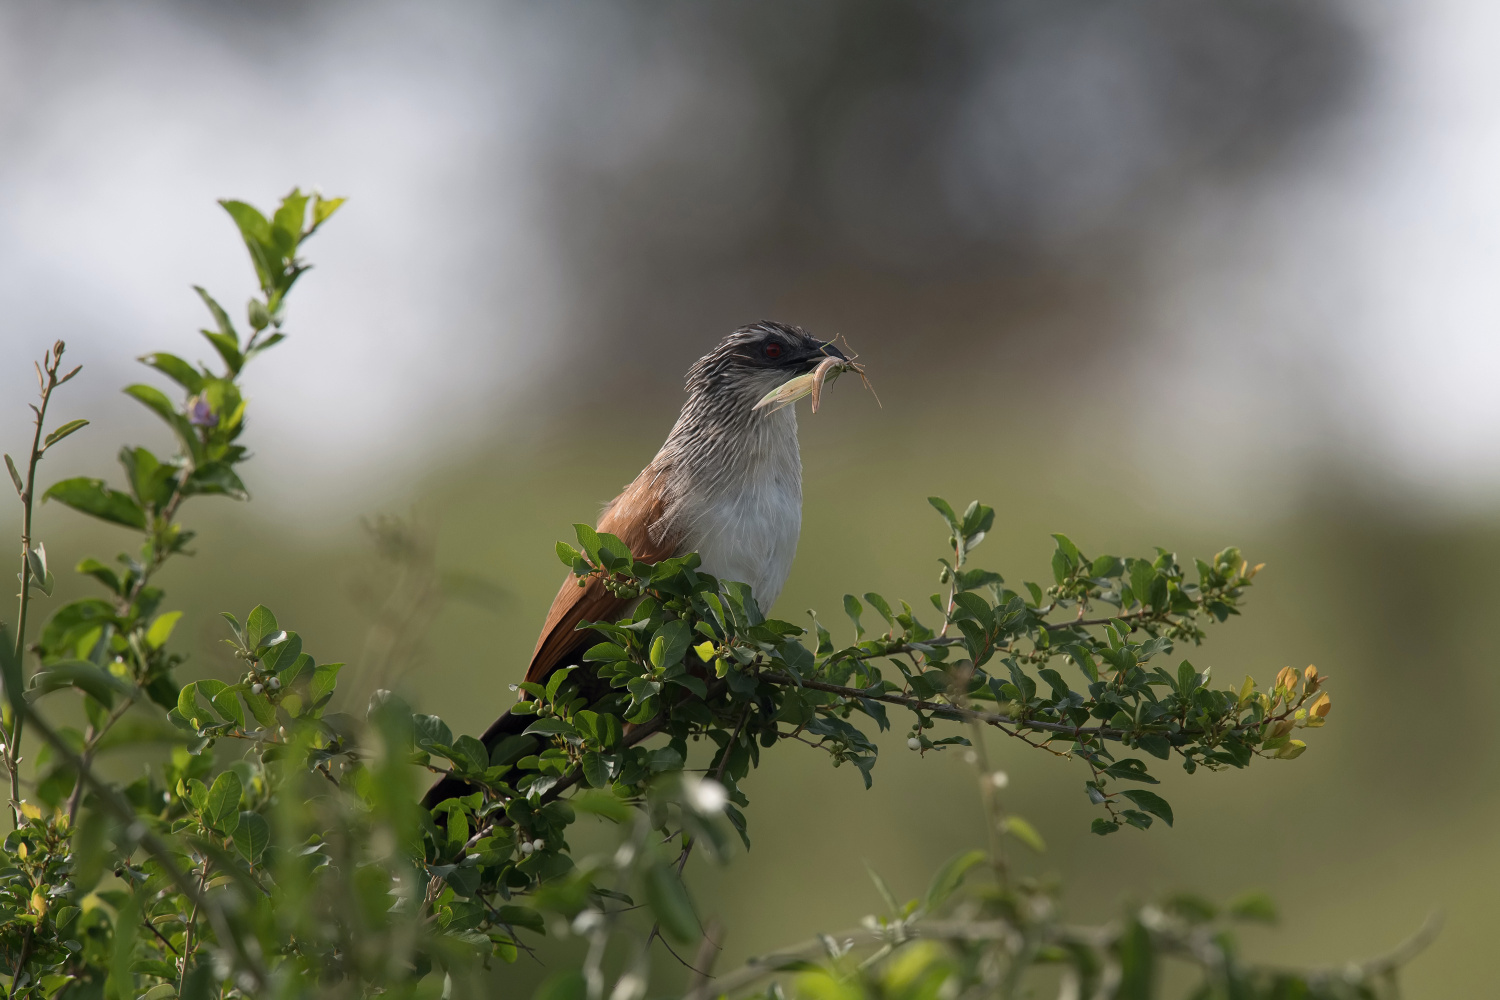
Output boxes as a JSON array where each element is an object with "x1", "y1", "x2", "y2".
[{"x1": 0, "y1": 192, "x2": 1426, "y2": 1000}]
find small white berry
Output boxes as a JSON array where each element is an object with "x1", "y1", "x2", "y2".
[
  {"x1": 532, "y1": 839, "x2": 546, "y2": 852},
  {"x1": 907, "y1": 738, "x2": 921, "y2": 751},
  {"x1": 251, "y1": 683, "x2": 264, "y2": 695},
  {"x1": 990, "y1": 771, "x2": 1009, "y2": 789},
  {"x1": 268, "y1": 677, "x2": 281, "y2": 691},
  {"x1": 520, "y1": 841, "x2": 535, "y2": 855}
]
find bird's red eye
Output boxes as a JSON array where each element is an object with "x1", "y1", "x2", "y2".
[{"x1": 764, "y1": 342, "x2": 783, "y2": 359}]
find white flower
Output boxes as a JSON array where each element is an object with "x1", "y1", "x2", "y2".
[
  {"x1": 907, "y1": 738, "x2": 921, "y2": 751},
  {"x1": 685, "y1": 776, "x2": 728, "y2": 815}
]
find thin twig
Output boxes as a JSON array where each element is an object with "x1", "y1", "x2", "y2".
[
  {"x1": 757, "y1": 671, "x2": 1283, "y2": 745},
  {"x1": 6, "y1": 343, "x2": 68, "y2": 830}
]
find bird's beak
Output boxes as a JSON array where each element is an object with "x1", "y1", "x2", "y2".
[{"x1": 811, "y1": 340, "x2": 848, "y2": 364}]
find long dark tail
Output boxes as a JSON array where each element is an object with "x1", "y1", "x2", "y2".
[
  {"x1": 420, "y1": 638, "x2": 615, "y2": 810},
  {"x1": 420, "y1": 709, "x2": 535, "y2": 809}
]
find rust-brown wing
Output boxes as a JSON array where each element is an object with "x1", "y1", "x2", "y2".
[{"x1": 523, "y1": 469, "x2": 678, "y2": 685}]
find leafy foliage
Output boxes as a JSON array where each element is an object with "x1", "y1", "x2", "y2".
[{"x1": 0, "y1": 190, "x2": 1422, "y2": 1000}]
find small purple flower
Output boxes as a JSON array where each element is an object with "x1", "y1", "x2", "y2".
[{"x1": 187, "y1": 395, "x2": 218, "y2": 428}]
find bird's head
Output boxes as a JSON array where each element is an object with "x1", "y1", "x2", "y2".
[{"x1": 686, "y1": 321, "x2": 847, "y2": 409}]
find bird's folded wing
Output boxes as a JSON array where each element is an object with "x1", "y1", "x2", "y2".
[{"x1": 524, "y1": 469, "x2": 678, "y2": 685}]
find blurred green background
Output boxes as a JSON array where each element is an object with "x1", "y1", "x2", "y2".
[{"x1": 4, "y1": 0, "x2": 1500, "y2": 995}]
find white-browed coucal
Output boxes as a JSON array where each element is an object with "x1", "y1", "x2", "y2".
[{"x1": 423, "y1": 322, "x2": 847, "y2": 807}]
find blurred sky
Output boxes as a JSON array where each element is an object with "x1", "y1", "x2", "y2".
[{"x1": 2, "y1": 0, "x2": 1499, "y2": 517}]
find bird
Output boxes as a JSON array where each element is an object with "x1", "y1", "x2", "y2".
[{"x1": 422, "y1": 322, "x2": 848, "y2": 808}]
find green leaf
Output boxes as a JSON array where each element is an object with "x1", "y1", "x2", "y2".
[
  {"x1": 596, "y1": 713, "x2": 623, "y2": 750},
  {"x1": 581, "y1": 751, "x2": 610, "y2": 788},
  {"x1": 245, "y1": 605, "x2": 279, "y2": 649},
  {"x1": 123, "y1": 384, "x2": 200, "y2": 458},
  {"x1": 310, "y1": 662, "x2": 342, "y2": 705},
  {"x1": 644, "y1": 861, "x2": 699, "y2": 943},
  {"x1": 863, "y1": 592, "x2": 895, "y2": 626},
  {"x1": 182, "y1": 462, "x2": 249, "y2": 501},
  {"x1": 1176, "y1": 660, "x2": 1199, "y2": 698},
  {"x1": 452, "y1": 734, "x2": 488, "y2": 774},
  {"x1": 193, "y1": 284, "x2": 239, "y2": 339},
  {"x1": 217, "y1": 202, "x2": 278, "y2": 297},
  {"x1": 961, "y1": 501, "x2": 995, "y2": 540},
  {"x1": 1091, "y1": 818, "x2": 1121, "y2": 836},
  {"x1": 311, "y1": 193, "x2": 346, "y2": 231},
  {"x1": 271, "y1": 188, "x2": 309, "y2": 256},
  {"x1": 1051, "y1": 533, "x2": 1080, "y2": 564},
  {"x1": 1129, "y1": 561, "x2": 1155, "y2": 609},
  {"x1": 1227, "y1": 891, "x2": 1279, "y2": 924},
  {"x1": 42, "y1": 477, "x2": 146, "y2": 529},
  {"x1": 205, "y1": 771, "x2": 243, "y2": 832},
  {"x1": 526, "y1": 717, "x2": 580, "y2": 742},
  {"x1": 1103, "y1": 758, "x2": 1159, "y2": 784},
  {"x1": 924, "y1": 849, "x2": 986, "y2": 910},
  {"x1": 1001, "y1": 816, "x2": 1047, "y2": 853},
  {"x1": 4, "y1": 454, "x2": 22, "y2": 496},
  {"x1": 496, "y1": 904, "x2": 545, "y2": 935},
  {"x1": 118, "y1": 446, "x2": 176, "y2": 510},
  {"x1": 573, "y1": 523, "x2": 603, "y2": 563},
  {"x1": 211, "y1": 687, "x2": 245, "y2": 728},
  {"x1": 139, "y1": 352, "x2": 205, "y2": 393},
  {"x1": 177, "y1": 682, "x2": 212, "y2": 730},
  {"x1": 572, "y1": 789, "x2": 631, "y2": 823},
  {"x1": 233, "y1": 811, "x2": 269, "y2": 863},
  {"x1": 145, "y1": 610, "x2": 182, "y2": 649},
  {"x1": 200, "y1": 329, "x2": 244, "y2": 375},
  {"x1": 927, "y1": 496, "x2": 960, "y2": 531},
  {"x1": 1120, "y1": 789, "x2": 1174, "y2": 827},
  {"x1": 75, "y1": 558, "x2": 123, "y2": 596},
  {"x1": 1137, "y1": 734, "x2": 1171, "y2": 760},
  {"x1": 27, "y1": 660, "x2": 128, "y2": 708},
  {"x1": 414, "y1": 715, "x2": 453, "y2": 751},
  {"x1": 243, "y1": 690, "x2": 277, "y2": 728},
  {"x1": 843, "y1": 594, "x2": 865, "y2": 639},
  {"x1": 651, "y1": 619, "x2": 692, "y2": 671},
  {"x1": 42, "y1": 419, "x2": 89, "y2": 451}
]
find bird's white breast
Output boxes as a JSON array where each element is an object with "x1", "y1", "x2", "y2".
[{"x1": 676, "y1": 407, "x2": 802, "y2": 613}]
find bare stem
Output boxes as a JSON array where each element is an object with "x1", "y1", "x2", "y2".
[
  {"x1": 65, "y1": 698, "x2": 134, "y2": 825},
  {"x1": 5, "y1": 342, "x2": 69, "y2": 830}
]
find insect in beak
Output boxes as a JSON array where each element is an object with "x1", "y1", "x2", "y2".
[{"x1": 754, "y1": 336, "x2": 878, "y2": 414}]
